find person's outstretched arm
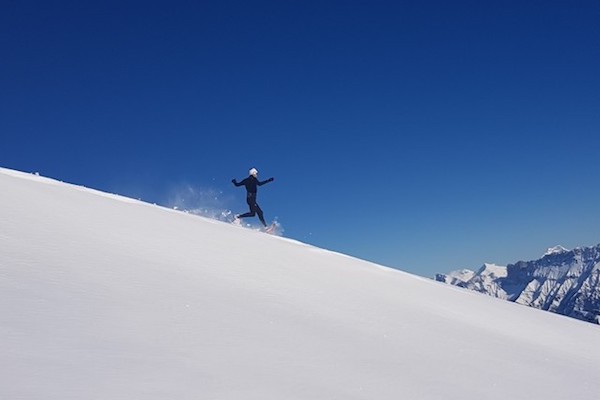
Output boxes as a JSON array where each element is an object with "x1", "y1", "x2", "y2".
[
  {"x1": 258, "y1": 177, "x2": 274, "y2": 186},
  {"x1": 232, "y1": 178, "x2": 246, "y2": 187}
]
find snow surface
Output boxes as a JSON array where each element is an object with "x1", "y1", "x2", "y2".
[{"x1": 1, "y1": 167, "x2": 599, "y2": 400}]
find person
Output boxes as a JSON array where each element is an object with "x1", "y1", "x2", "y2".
[{"x1": 232, "y1": 168, "x2": 274, "y2": 227}]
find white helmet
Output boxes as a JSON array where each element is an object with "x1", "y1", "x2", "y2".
[{"x1": 249, "y1": 168, "x2": 258, "y2": 176}]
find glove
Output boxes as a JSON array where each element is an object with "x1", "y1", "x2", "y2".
[
  {"x1": 231, "y1": 179, "x2": 237, "y2": 184},
  {"x1": 268, "y1": 177, "x2": 274, "y2": 182}
]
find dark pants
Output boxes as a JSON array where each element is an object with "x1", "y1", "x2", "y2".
[{"x1": 238, "y1": 193, "x2": 267, "y2": 226}]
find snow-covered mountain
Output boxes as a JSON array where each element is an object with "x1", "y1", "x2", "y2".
[
  {"x1": 2, "y1": 166, "x2": 600, "y2": 400},
  {"x1": 436, "y1": 246, "x2": 600, "y2": 324},
  {"x1": 544, "y1": 245, "x2": 569, "y2": 256}
]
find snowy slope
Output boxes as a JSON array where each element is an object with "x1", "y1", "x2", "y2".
[{"x1": 1, "y1": 167, "x2": 599, "y2": 400}]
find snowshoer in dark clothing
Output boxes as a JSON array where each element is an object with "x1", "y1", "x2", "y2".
[{"x1": 232, "y1": 168, "x2": 274, "y2": 227}]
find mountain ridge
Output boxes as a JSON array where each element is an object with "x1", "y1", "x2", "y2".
[{"x1": 436, "y1": 244, "x2": 600, "y2": 324}]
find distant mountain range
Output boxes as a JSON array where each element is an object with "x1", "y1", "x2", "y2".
[{"x1": 435, "y1": 244, "x2": 600, "y2": 324}]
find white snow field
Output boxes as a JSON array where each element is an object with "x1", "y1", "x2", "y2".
[{"x1": 1, "y1": 167, "x2": 599, "y2": 400}]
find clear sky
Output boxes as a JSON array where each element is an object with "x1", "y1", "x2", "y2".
[{"x1": 2, "y1": 0, "x2": 599, "y2": 277}]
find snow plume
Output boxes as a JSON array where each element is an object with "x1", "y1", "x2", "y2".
[
  {"x1": 167, "y1": 184, "x2": 235, "y2": 222},
  {"x1": 266, "y1": 219, "x2": 284, "y2": 236},
  {"x1": 166, "y1": 183, "x2": 285, "y2": 235}
]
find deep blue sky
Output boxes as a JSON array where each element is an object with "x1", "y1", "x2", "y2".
[{"x1": 2, "y1": 1, "x2": 599, "y2": 277}]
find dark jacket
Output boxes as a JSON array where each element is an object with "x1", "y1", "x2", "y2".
[{"x1": 233, "y1": 176, "x2": 273, "y2": 194}]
